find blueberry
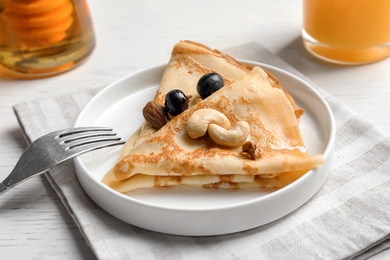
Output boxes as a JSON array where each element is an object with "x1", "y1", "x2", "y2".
[
  {"x1": 164, "y1": 89, "x2": 188, "y2": 116},
  {"x1": 197, "y1": 73, "x2": 224, "y2": 99}
]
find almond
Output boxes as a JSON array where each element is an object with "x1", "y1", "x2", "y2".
[{"x1": 142, "y1": 101, "x2": 168, "y2": 129}]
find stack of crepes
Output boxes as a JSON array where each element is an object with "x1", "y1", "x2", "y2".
[{"x1": 102, "y1": 40, "x2": 323, "y2": 193}]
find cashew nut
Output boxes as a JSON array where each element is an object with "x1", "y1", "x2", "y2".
[
  {"x1": 186, "y1": 109, "x2": 231, "y2": 138},
  {"x1": 208, "y1": 121, "x2": 250, "y2": 147},
  {"x1": 186, "y1": 108, "x2": 250, "y2": 147}
]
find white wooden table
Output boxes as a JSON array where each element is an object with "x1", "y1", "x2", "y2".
[{"x1": 1, "y1": 1, "x2": 389, "y2": 259}]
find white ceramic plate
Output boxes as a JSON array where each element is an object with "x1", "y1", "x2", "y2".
[{"x1": 74, "y1": 61, "x2": 335, "y2": 236}]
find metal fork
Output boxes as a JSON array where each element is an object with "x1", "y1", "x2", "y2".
[{"x1": 0, "y1": 127, "x2": 125, "y2": 195}]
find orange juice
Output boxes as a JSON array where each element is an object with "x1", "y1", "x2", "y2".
[{"x1": 302, "y1": 0, "x2": 390, "y2": 64}]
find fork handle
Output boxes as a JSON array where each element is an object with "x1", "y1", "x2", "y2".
[
  {"x1": 0, "y1": 175, "x2": 15, "y2": 195},
  {"x1": 0, "y1": 182, "x2": 7, "y2": 194},
  {"x1": 0, "y1": 163, "x2": 46, "y2": 195},
  {"x1": 0, "y1": 168, "x2": 25, "y2": 195}
]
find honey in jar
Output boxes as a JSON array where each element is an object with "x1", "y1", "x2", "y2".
[{"x1": 0, "y1": 0, "x2": 95, "y2": 79}]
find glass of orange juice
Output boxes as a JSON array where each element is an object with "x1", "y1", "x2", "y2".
[{"x1": 302, "y1": 0, "x2": 390, "y2": 64}]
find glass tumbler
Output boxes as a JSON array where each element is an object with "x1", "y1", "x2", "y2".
[
  {"x1": 302, "y1": 0, "x2": 390, "y2": 64},
  {"x1": 0, "y1": 0, "x2": 95, "y2": 79}
]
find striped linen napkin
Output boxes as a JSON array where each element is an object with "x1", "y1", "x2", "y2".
[{"x1": 13, "y1": 42, "x2": 390, "y2": 259}]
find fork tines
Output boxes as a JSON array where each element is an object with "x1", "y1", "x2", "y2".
[{"x1": 58, "y1": 127, "x2": 125, "y2": 151}]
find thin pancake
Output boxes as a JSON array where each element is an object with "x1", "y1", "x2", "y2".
[
  {"x1": 103, "y1": 66, "x2": 322, "y2": 193},
  {"x1": 119, "y1": 40, "x2": 303, "y2": 158}
]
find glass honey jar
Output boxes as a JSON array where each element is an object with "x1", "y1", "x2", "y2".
[{"x1": 0, "y1": 0, "x2": 95, "y2": 79}]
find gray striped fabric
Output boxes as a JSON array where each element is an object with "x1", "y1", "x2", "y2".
[{"x1": 13, "y1": 43, "x2": 390, "y2": 259}]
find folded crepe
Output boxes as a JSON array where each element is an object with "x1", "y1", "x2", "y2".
[
  {"x1": 119, "y1": 40, "x2": 304, "y2": 158},
  {"x1": 102, "y1": 64, "x2": 323, "y2": 193}
]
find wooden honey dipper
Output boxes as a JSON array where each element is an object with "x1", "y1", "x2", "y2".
[{"x1": 2, "y1": 0, "x2": 74, "y2": 47}]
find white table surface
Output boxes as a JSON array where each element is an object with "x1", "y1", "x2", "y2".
[{"x1": 1, "y1": 0, "x2": 389, "y2": 259}]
